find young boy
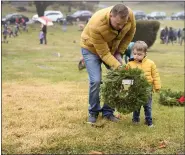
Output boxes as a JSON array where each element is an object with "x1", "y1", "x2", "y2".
[
  {"x1": 39, "y1": 30, "x2": 44, "y2": 44},
  {"x1": 127, "y1": 41, "x2": 161, "y2": 127}
]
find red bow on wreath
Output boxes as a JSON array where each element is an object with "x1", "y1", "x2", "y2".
[{"x1": 177, "y1": 96, "x2": 185, "y2": 104}]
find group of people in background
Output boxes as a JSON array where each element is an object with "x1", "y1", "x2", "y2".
[
  {"x1": 160, "y1": 26, "x2": 185, "y2": 45},
  {"x1": 2, "y1": 17, "x2": 48, "y2": 45},
  {"x1": 2, "y1": 17, "x2": 28, "y2": 43}
]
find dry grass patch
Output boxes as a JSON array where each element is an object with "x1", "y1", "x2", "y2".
[{"x1": 2, "y1": 81, "x2": 89, "y2": 153}]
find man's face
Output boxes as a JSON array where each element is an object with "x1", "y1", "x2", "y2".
[
  {"x1": 110, "y1": 13, "x2": 128, "y2": 31},
  {"x1": 132, "y1": 49, "x2": 146, "y2": 62}
]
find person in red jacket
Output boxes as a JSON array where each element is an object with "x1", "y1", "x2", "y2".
[{"x1": 15, "y1": 17, "x2": 19, "y2": 24}]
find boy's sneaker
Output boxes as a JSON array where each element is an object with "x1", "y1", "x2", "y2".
[
  {"x1": 148, "y1": 124, "x2": 154, "y2": 128},
  {"x1": 87, "y1": 114, "x2": 98, "y2": 124},
  {"x1": 145, "y1": 121, "x2": 154, "y2": 127},
  {"x1": 103, "y1": 114, "x2": 119, "y2": 122}
]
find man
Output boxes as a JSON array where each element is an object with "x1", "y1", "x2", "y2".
[{"x1": 80, "y1": 4, "x2": 136, "y2": 124}]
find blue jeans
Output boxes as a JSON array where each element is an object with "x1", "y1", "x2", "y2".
[
  {"x1": 81, "y1": 48, "x2": 115, "y2": 116},
  {"x1": 132, "y1": 95, "x2": 152, "y2": 125}
]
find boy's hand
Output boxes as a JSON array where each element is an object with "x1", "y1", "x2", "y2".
[{"x1": 155, "y1": 89, "x2": 160, "y2": 93}]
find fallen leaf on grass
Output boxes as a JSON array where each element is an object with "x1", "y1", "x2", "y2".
[
  {"x1": 88, "y1": 151, "x2": 104, "y2": 154},
  {"x1": 158, "y1": 144, "x2": 166, "y2": 148},
  {"x1": 158, "y1": 140, "x2": 168, "y2": 148}
]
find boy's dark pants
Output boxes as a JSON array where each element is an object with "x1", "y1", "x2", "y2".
[
  {"x1": 40, "y1": 39, "x2": 43, "y2": 44},
  {"x1": 132, "y1": 95, "x2": 152, "y2": 125}
]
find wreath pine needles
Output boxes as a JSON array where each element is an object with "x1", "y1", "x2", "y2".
[
  {"x1": 159, "y1": 89, "x2": 184, "y2": 106},
  {"x1": 100, "y1": 65, "x2": 152, "y2": 114}
]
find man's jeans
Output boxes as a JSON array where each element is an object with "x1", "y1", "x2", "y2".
[
  {"x1": 81, "y1": 48, "x2": 116, "y2": 117},
  {"x1": 132, "y1": 96, "x2": 153, "y2": 125}
]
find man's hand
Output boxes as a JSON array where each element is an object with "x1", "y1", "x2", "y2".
[
  {"x1": 117, "y1": 65, "x2": 123, "y2": 71},
  {"x1": 114, "y1": 51, "x2": 123, "y2": 65}
]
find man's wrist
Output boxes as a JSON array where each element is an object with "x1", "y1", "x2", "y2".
[{"x1": 117, "y1": 65, "x2": 123, "y2": 70}]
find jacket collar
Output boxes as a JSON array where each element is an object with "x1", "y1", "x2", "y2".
[{"x1": 129, "y1": 56, "x2": 147, "y2": 63}]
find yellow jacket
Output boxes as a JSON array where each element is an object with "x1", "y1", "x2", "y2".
[
  {"x1": 80, "y1": 6, "x2": 136, "y2": 69},
  {"x1": 127, "y1": 57, "x2": 161, "y2": 90}
]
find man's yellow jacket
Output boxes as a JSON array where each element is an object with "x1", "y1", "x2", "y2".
[{"x1": 80, "y1": 6, "x2": 136, "y2": 69}]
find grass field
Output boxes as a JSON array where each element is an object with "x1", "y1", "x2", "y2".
[{"x1": 2, "y1": 2, "x2": 185, "y2": 155}]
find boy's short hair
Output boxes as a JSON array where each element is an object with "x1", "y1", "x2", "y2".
[
  {"x1": 111, "y1": 4, "x2": 129, "y2": 18},
  {"x1": 132, "y1": 41, "x2": 148, "y2": 53}
]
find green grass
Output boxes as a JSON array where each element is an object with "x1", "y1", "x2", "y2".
[
  {"x1": 2, "y1": 24, "x2": 86, "y2": 83},
  {"x1": 2, "y1": 5, "x2": 184, "y2": 154}
]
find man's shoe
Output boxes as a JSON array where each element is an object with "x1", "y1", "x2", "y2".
[
  {"x1": 87, "y1": 114, "x2": 98, "y2": 124},
  {"x1": 132, "y1": 121, "x2": 140, "y2": 125},
  {"x1": 103, "y1": 114, "x2": 119, "y2": 122}
]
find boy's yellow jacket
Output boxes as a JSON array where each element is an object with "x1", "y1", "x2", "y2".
[
  {"x1": 127, "y1": 57, "x2": 161, "y2": 90},
  {"x1": 80, "y1": 6, "x2": 136, "y2": 69}
]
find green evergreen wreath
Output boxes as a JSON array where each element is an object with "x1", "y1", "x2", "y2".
[
  {"x1": 159, "y1": 89, "x2": 184, "y2": 106},
  {"x1": 100, "y1": 66, "x2": 152, "y2": 114}
]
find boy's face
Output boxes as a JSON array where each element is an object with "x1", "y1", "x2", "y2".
[{"x1": 132, "y1": 49, "x2": 146, "y2": 62}]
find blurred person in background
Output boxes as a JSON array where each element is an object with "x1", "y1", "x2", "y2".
[{"x1": 180, "y1": 28, "x2": 185, "y2": 46}]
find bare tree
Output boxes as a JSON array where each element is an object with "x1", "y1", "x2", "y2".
[{"x1": 34, "y1": 1, "x2": 53, "y2": 16}]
